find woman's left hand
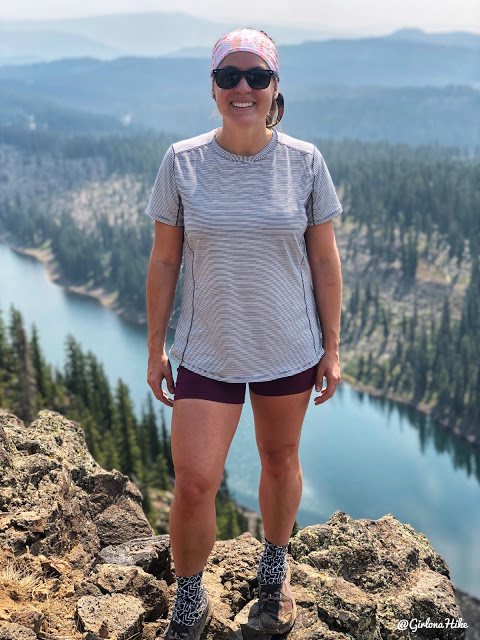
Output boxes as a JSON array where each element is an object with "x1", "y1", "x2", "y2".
[{"x1": 313, "y1": 351, "x2": 341, "y2": 405}]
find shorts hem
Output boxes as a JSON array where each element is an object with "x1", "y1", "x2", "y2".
[
  {"x1": 169, "y1": 351, "x2": 324, "y2": 383},
  {"x1": 173, "y1": 394, "x2": 245, "y2": 405}
]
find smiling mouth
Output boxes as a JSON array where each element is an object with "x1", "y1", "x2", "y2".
[{"x1": 231, "y1": 102, "x2": 255, "y2": 108}]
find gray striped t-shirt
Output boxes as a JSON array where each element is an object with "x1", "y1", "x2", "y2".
[{"x1": 145, "y1": 128, "x2": 343, "y2": 383}]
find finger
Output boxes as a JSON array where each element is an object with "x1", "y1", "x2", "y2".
[
  {"x1": 314, "y1": 375, "x2": 326, "y2": 393},
  {"x1": 314, "y1": 384, "x2": 337, "y2": 404},
  {"x1": 148, "y1": 378, "x2": 164, "y2": 401},
  {"x1": 148, "y1": 374, "x2": 173, "y2": 406},
  {"x1": 159, "y1": 390, "x2": 174, "y2": 408},
  {"x1": 164, "y1": 362, "x2": 176, "y2": 394}
]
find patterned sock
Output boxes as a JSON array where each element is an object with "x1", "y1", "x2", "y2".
[
  {"x1": 257, "y1": 536, "x2": 288, "y2": 585},
  {"x1": 171, "y1": 570, "x2": 209, "y2": 626}
]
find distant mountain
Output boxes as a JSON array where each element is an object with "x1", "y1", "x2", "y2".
[
  {"x1": 1, "y1": 12, "x2": 479, "y2": 66},
  {"x1": 0, "y1": 29, "x2": 125, "y2": 66},
  {"x1": 0, "y1": 12, "x2": 334, "y2": 65},
  {"x1": 0, "y1": 86, "x2": 140, "y2": 137},
  {"x1": 389, "y1": 27, "x2": 480, "y2": 50},
  {"x1": 0, "y1": 60, "x2": 478, "y2": 151},
  {"x1": 164, "y1": 47, "x2": 212, "y2": 59},
  {"x1": 0, "y1": 37, "x2": 477, "y2": 89},
  {"x1": 1, "y1": 30, "x2": 478, "y2": 151},
  {"x1": 166, "y1": 29, "x2": 480, "y2": 62},
  {"x1": 277, "y1": 38, "x2": 479, "y2": 88}
]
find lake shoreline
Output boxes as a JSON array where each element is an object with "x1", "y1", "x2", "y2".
[
  {"x1": 2, "y1": 237, "x2": 146, "y2": 326},
  {"x1": 341, "y1": 372, "x2": 479, "y2": 449},
  {"x1": 2, "y1": 238, "x2": 478, "y2": 450}
]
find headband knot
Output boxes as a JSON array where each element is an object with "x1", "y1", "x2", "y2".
[{"x1": 212, "y1": 28, "x2": 279, "y2": 72}]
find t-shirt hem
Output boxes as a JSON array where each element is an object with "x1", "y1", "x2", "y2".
[
  {"x1": 144, "y1": 208, "x2": 183, "y2": 226},
  {"x1": 307, "y1": 205, "x2": 343, "y2": 226},
  {"x1": 169, "y1": 348, "x2": 325, "y2": 383}
]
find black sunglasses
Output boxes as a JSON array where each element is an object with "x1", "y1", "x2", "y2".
[{"x1": 211, "y1": 67, "x2": 279, "y2": 90}]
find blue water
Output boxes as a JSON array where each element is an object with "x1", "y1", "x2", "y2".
[{"x1": 1, "y1": 242, "x2": 479, "y2": 597}]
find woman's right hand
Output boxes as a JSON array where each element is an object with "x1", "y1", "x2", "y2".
[{"x1": 147, "y1": 350, "x2": 175, "y2": 407}]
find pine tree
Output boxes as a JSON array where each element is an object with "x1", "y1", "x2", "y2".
[
  {"x1": 100, "y1": 428, "x2": 121, "y2": 472},
  {"x1": 114, "y1": 379, "x2": 143, "y2": 480},
  {"x1": 30, "y1": 323, "x2": 54, "y2": 407},
  {"x1": 9, "y1": 306, "x2": 37, "y2": 423},
  {"x1": 141, "y1": 394, "x2": 161, "y2": 467},
  {"x1": 160, "y1": 405, "x2": 174, "y2": 476},
  {"x1": 153, "y1": 453, "x2": 170, "y2": 490},
  {"x1": 64, "y1": 334, "x2": 90, "y2": 407}
]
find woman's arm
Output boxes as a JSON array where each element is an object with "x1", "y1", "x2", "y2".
[
  {"x1": 304, "y1": 219, "x2": 342, "y2": 404},
  {"x1": 146, "y1": 220, "x2": 184, "y2": 407}
]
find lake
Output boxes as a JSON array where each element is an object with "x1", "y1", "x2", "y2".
[{"x1": 1, "y1": 242, "x2": 479, "y2": 598}]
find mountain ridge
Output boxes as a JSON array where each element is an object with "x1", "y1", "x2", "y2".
[{"x1": 1, "y1": 13, "x2": 479, "y2": 65}]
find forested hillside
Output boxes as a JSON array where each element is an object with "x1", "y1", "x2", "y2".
[
  {"x1": 0, "y1": 304, "x2": 253, "y2": 540},
  {"x1": 0, "y1": 127, "x2": 478, "y2": 443}
]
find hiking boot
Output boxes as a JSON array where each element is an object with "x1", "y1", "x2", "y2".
[
  {"x1": 156, "y1": 591, "x2": 213, "y2": 640},
  {"x1": 258, "y1": 563, "x2": 297, "y2": 634}
]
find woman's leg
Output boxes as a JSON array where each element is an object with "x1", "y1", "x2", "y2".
[
  {"x1": 249, "y1": 388, "x2": 312, "y2": 546},
  {"x1": 169, "y1": 397, "x2": 243, "y2": 576}
]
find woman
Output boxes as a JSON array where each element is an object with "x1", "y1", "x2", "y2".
[{"x1": 145, "y1": 27, "x2": 342, "y2": 640}]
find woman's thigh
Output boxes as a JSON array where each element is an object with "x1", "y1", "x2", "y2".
[
  {"x1": 170, "y1": 398, "x2": 243, "y2": 495},
  {"x1": 249, "y1": 388, "x2": 312, "y2": 467}
]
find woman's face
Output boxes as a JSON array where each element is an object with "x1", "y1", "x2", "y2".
[{"x1": 212, "y1": 51, "x2": 278, "y2": 130}]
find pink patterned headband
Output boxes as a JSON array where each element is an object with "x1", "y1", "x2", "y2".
[{"x1": 211, "y1": 28, "x2": 279, "y2": 72}]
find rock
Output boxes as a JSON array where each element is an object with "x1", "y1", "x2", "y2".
[
  {"x1": 0, "y1": 407, "x2": 471, "y2": 639},
  {"x1": 0, "y1": 420, "x2": 16, "y2": 473},
  {"x1": 454, "y1": 588, "x2": 480, "y2": 640},
  {"x1": 0, "y1": 409, "x2": 153, "y2": 565},
  {"x1": 91, "y1": 563, "x2": 169, "y2": 621},
  {"x1": 93, "y1": 497, "x2": 153, "y2": 546},
  {"x1": 0, "y1": 622, "x2": 37, "y2": 639},
  {"x1": 96, "y1": 534, "x2": 171, "y2": 580},
  {"x1": 75, "y1": 593, "x2": 145, "y2": 639},
  {"x1": 9, "y1": 605, "x2": 43, "y2": 634}
]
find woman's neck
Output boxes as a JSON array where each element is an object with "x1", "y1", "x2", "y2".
[{"x1": 214, "y1": 124, "x2": 273, "y2": 156}]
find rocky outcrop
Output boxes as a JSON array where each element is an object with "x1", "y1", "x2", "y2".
[
  {"x1": 0, "y1": 409, "x2": 153, "y2": 565},
  {"x1": 0, "y1": 409, "x2": 473, "y2": 639}
]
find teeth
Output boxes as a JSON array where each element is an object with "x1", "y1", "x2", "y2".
[{"x1": 232, "y1": 102, "x2": 254, "y2": 107}]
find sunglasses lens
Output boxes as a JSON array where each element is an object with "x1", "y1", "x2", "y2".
[
  {"x1": 215, "y1": 69, "x2": 238, "y2": 89},
  {"x1": 248, "y1": 70, "x2": 272, "y2": 89},
  {"x1": 214, "y1": 68, "x2": 273, "y2": 90}
]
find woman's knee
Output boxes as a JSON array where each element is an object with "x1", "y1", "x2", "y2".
[
  {"x1": 259, "y1": 444, "x2": 300, "y2": 476},
  {"x1": 173, "y1": 467, "x2": 221, "y2": 505}
]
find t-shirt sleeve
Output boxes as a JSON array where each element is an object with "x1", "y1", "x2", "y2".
[
  {"x1": 306, "y1": 146, "x2": 343, "y2": 225},
  {"x1": 145, "y1": 144, "x2": 184, "y2": 226}
]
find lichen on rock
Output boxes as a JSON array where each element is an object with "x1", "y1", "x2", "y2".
[{"x1": 0, "y1": 409, "x2": 472, "y2": 639}]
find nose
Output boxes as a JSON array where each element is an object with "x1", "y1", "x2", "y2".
[{"x1": 235, "y1": 75, "x2": 251, "y2": 93}]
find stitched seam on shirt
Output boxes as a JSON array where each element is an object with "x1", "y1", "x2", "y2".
[
  {"x1": 174, "y1": 140, "x2": 212, "y2": 156},
  {"x1": 300, "y1": 241, "x2": 318, "y2": 353},
  {"x1": 171, "y1": 146, "x2": 183, "y2": 226},
  {"x1": 310, "y1": 149, "x2": 317, "y2": 225},
  {"x1": 276, "y1": 139, "x2": 313, "y2": 157},
  {"x1": 179, "y1": 233, "x2": 195, "y2": 366}
]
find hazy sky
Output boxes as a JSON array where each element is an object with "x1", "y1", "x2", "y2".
[{"x1": 1, "y1": 0, "x2": 479, "y2": 33}]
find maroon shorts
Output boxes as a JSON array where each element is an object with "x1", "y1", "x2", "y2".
[{"x1": 173, "y1": 365, "x2": 317, "y2": 404}]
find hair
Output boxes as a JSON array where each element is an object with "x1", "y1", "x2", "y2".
[
  {"x1": 257, "y1": 30, "x2": 284, "y2": 129},
  {"x1": 212, "y1": 27, "x2": 284, "y2": 129}
]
